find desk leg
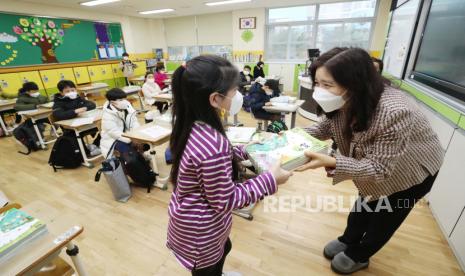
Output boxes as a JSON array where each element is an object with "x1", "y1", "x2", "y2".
[
  {"x1": 31, "y1": 118, "x2": 47, "y2": 150},
  {"x1": 291, "y1": 111, "x2": 297, "y2": 129},
  {"x1": 149, "y1": 143, "x2": 168, "y2": 190},
  {"x1": 233, "y1": 114, "x2": 243, "y2": 127},
  {"x1": 137, "y1": 94, "x2": 147, "y2": 113},
  {"x1": 66, "y1": 242, "x2": 88, "y2": 276},
  {"x1": 0, "y1": 115, "x2": 9, "y2": 136},
  {"x1": 75, "y1": 130, "x2": 93, "y2": 168}
]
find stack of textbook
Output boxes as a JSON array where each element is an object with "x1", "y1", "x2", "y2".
[
  {"x1": 0, "y1": 208, "x2": 47, "y2": 261},
  {"x1": 245, "y1": 128, "x2": 327, "y2": 173}
]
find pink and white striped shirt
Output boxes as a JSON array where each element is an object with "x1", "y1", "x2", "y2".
[{"x1": 167, "y1": 122, "x2": 277, "y2": 270}]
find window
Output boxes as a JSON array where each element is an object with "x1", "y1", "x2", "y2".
[{"x1": 266, "y1": 0, "x2": 377, "y2": 61}]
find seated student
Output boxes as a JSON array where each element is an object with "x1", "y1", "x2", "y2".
[
  {"x1": 253, "y1": 61, "x2": 266, "y2": 79},
  {"x1": 53, "y1": 80, "x2": 101, "y2": 156},
  {"x1": 15, "y1": 82, "x2": 48, "y2": 111},
  {"x1": 154, "y1": 64, "x2": 168, "y2": 90},
  {"x1": 15, "y1": 82, "x2": 49, "y2": 133},
  {"x1": 239, "y1": 65, "x2": 253, "y2": 94},
  {"x1": 142, "y1": 72, "x2": 168, "y2": 113},
  {"x1": 250, "y1": 79, "x2": 282, "y2": 121},
  {"x1": 100, "y1": 88, "x2": 140, "y2": 157}
]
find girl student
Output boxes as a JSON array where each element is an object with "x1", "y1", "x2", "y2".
[{"x1": 166, "y1": 55, "x2": 292, "y2": 276}]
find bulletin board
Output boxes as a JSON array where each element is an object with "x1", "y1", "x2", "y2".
[
  {"x1": 382, "y1": 0, "x2": 421, "y2": 78},
  {"x1": 0, "y1": 12, "x2": 126, "y2": 67}
]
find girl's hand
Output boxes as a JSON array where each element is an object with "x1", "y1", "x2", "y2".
[
  {"x1": 295, "y1": 151, "x2": 336, "y2": 171},
  {"x1": 269, "y1": 160, "x2": 292, "y2": 185},
  {"x1": 265, "y1": 102, "x2": 273, "y2": 106}
]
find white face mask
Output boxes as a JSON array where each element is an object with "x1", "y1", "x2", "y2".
[
  {"x1": 146, "y1": 78, "x2": 155, "y2": 83},
  {"x1": 30, "y1": 92, "x2": 40, "y2": 98},
  {"x1": 244, "y1": 70, "x2": 250, "y2": 76},
  {"x1": 113, "y1": 100, "x2": 130, "y2": 110},
  {"x1": 264, "y1": 88, "x2": 273, "y2": 96},
  {"x1": 220, "y1": 91, "x2": 243, "y2": 116},
  {"x1": 65, "y1": 91, "x2": 78, "y2": 100},
  {"x1": 123, "y1": 56, "x2": 129, "y2": 61},
  {"x1": 312, "y1": 87, "x2": 346, "y2": 113}
]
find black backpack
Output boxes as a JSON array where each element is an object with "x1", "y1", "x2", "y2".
[
  {"x1": 48, "y1": 134, "x2": 83, "y2": 171},
  {"x1": 267, "y1": 120, "x2": 288, "y2": 134},
  {"x1": 119, "y1": 147, "x2": 156, "y2": 193},
  {"x1": 13, "y1": 120, "x2": 41, "y2": 155}
]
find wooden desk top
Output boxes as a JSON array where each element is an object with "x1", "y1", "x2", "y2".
[
  {"x1": 154, "y1": 93, "x2": 172, "y2": 102},
  {"x1": 122, "y1": 86, "x2": 142, "y2": 94},
  {"x1": 19, "y1": 108, "x2": 53, "y2": 119},
  {"x1": 122, "y1": 122, "x2": 171, "y2": 145},
  {"x1": 1, "y1": 201, "x2": 83, "y2": 275},
  {"x1": 55, "y1": 110, "x2": 102, "y2": 130},
  {"x1": 0, "y1": 99, "x2": 16, "y2": 109},
  {"x1": 128, "y1": 76, "x2": 145, "y2": 82},
  {"x1": 77, "y1": 83, "x2": 109, "y2": 92}
]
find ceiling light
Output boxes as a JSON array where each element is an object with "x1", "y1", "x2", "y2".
[
  {"x1": 80, "y1": 0, "x2": 121, "y2": 7},
  {"x1": 205, "y1": 0, "x2": 252, "y2": 7},
  {"x1": 139, "y1": 8, "x2": 175, "y2": 15}
]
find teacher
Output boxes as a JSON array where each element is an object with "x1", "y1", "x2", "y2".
[{"x1": 299, "y1": 48, "x2": 444, "y2": 274}]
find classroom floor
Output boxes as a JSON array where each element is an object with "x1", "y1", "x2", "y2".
[{"x1": 0, "y1": 107, "x2": 463, "y2": 276}]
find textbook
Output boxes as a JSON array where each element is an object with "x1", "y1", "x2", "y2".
[
  {"x1": 245, "y1": 128, "x2": 327, "y2": 173},
  {"x1": 0, "y1": 208, "x2": 47, "y2": 260},
  {"x1": 226, "y1": 127, "x2": 256, "y2": 144}
]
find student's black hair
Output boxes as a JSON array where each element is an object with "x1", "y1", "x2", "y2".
[
  {"x1": 122, "y1": 52, "x2": 129, "y2": 57},
  {"x1": 155, "y1": 64, "x2": 165, "y2": 72},
  {"x1": 169, "y1": 55, "x2": 240, "y2": 188},
  {"x1": 106, "y1": 88, "x2": 127, "y2": 101},
  {"x1": 372, "y1": 57, "x2": 384, "y2": 73},
  {"x1": 256, "y1": 61, "x2": 264, "y2": 67},
  {"x1": 57, "y1": 80, "x2": 76, "y2": 92},
  {"x1": 264, "y1": 79, "x2": 280, "y2": 96},
  {"x1": 244, "y1": 65, "x2": 251, "y2": 71},
  {"x1": 18, "y1": 82, "x2": 39, "y2": 95},
  {"x1": 314, "y1": 48, "x2": 386, "y2": 140}
]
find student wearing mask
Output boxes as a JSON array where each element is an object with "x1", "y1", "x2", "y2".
[
  {"x1": 167, "y1": 55, "x2": 292, "y2": 276},
  {"x1": 298, "y1": 48, "x2": 444, "y2": 274},
  {"x1": 142, "y1": 72, "x2": 168, "y2": 113},
  {"x1": 250, "y1": 79, "x2": 281, "y2": 121},
  {"x1": 53, "y1": 80, "x2": 101, "y2": 156},
  {"x1": 154, "y1": 64, "x2": 169, "y2": 90},
  {"x1": 239, "y1": 65, "x2": 253, "y2": 94},
  {"x1": 100, "y1": 88, "x2": 140, "y2": 157},
  {"x1": 119, "y1": 52, "x2": 137, "y2": 85},
  {"x1": 253, "y1": 61, "x2": 265, "y2": 79},
  {"x1": 15, "y1": 82, "x2": 48, "y2": 112}
]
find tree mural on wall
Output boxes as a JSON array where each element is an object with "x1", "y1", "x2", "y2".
[{"x1": 13, "y1": 17, "x2": 67, "y2": 63}]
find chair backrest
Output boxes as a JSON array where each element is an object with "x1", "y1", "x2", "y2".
[{"x1": 0, "y1": 203, "x2": 22, "y2": 214}]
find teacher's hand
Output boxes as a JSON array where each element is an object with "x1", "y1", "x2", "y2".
[{"x1": 295, "y1": 151, "x2": 336, "y2": 171}]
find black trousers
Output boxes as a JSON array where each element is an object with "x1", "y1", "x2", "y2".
[
  {"x1": 191, "y1": 238, "x2": 232, "y2": 276},
  {"x1": 339, "y1": 173, "x2": 438, "y2": 262}
]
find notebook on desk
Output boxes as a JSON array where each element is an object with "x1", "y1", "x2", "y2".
[{"x1": 0, "y1": 208, "x2": 47, "y2": 261}]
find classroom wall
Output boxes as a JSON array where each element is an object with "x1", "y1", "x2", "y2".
[
  {"x1": 0, "y1": 0, "x2": 165, "y2": 57},
  {"x1": 371, "y1": 0, "x2": 392, "y2": 57},
  {"x1": 232, "y1": 8, "x2": 266, "y2": 52}
]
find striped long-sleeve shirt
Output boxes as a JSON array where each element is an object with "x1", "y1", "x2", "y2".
[
  {"x1": 305, "y1": 86, "x2": 444, "y2": 200},
  {"x1": 167, "y1": 122, "x2": 277, "y2": 270}
]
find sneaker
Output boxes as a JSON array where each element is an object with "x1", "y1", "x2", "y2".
[
  {"x1": 323, "y1": 239, "x2": 348, "y2": 260},
  {"x1": 222, "y1": 272, "x2": 242, "y2": 276},
  {"x1": 331, "y1": 252, "x2": 369, "y2": 274},
  {"x1": 90, "y1": 148, "x2": 102, "y2": 157}
]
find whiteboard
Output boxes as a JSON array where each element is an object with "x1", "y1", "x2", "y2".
[{"x1": 383, "y1": 0, "x2": 421, "y2": 78}]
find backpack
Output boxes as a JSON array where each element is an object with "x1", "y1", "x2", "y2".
[
  {"x1": 48, "y1": 134, "x2": 83, "y2": 171},
  {"x1": 119, "y1": 146, "x2": 157, "y2": 193},
  {"x1": 267, "y1": 120, "x2": 288, "y2": 134},
  {"x1": 13, "y1": 120, "x2": 40, "y2": 155}
]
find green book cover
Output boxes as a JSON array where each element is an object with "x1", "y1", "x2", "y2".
[
  {"x1": 0, "y1": 208, "x2": 47, "y2": 258},
  {"x1": 245, "y1": 128, "x2": 327, "y2": 173}
]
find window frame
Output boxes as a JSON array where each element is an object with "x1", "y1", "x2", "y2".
[{"x1": 265, "y1": 0, "x2": 379, "y2": 62}]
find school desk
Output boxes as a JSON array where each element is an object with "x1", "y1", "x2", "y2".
[
  {"x1": 263, "y1": 99, "x2": 305, "y2": 128},
  {"x1": 122, "y1": 85, "x2": 146, "y2": 112},
  {"x1": 1, "y1": 201, "x2": 87, "y2": 276},
  {"x1": 0, "y1": 99, "x2": 15, "y2": 135},
  {"x1": 77, "y1": 83, "x2": 109, "y2": 100},
  {"x1": 122, "y1": 122, "x2": 172, "y2": 191},
  {"x1": 54, "y1": 109, "x2": 103, "y2": 168},
  {"x1": 19, "y1": 108, "x2": 56, "y2": 150},
  {"x1": 153, "y1": 93, "x2": 173, "y2": 104},
  {"x1": 128, "y1": 76, "x2": 145, "y2": 87}
]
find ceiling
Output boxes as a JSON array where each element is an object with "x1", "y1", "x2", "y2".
[{"x1": 17, "y1": 0, "x2": 336, "y2": 18}]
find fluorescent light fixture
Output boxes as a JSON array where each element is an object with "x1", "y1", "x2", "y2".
[
  {"x1": 205, "y1": 0, "x2": 252, "y2": 6},
  {"x1": 80, "y1": 0, "x2": 121, "y2": 7},
  {"x1": 139, "y1": 8, "x2": 175, "y2": 15}
]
